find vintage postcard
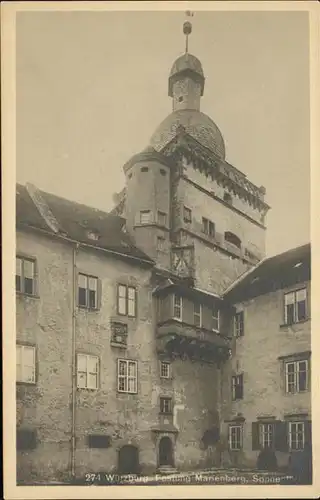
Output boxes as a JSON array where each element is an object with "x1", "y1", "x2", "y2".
[{"x1": 2, "y1": 1, "x2": 319, "y2": 498}]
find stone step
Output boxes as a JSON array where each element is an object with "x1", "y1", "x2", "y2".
[{"x1": 157, "y1": 466, "x2": 179, "y2": 475}]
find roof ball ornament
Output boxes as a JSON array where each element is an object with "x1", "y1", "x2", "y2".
[{"x1": 183, "y1": 11, "x2": 194, "y2": 53}]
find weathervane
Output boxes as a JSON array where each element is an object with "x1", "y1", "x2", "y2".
[{"x1": 183, "y1": 11, "x2": 194, "y2": 53}]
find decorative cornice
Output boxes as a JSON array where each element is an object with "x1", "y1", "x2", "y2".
[
  {"x1": 180, "y1": 176, "x2": 266, "y2": 230},
  {"x1": 162, "y1": 130, "x2": 270, "y2": 213}
]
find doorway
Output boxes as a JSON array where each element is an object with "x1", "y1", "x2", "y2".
[
  {"x1": 118, "y1": 445, "x2": 140, "y2": 474},
  {"x1": 159, "y1": 436, "x2": 174, "y2": 467}
]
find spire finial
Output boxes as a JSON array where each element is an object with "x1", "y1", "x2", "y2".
[{"x1": 183, "y1": 11, "x2": 194, "y2": 53}]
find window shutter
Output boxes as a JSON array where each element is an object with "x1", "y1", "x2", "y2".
[
  {"x1": 305, "y1": 420, "x2": 312, "y2": 448},
  {"x1": 97, "y1": 278, "x2": 102, "y2": 310},
  {"x1": 274, "y1": 420, "x2": 289, "y2": 452},
  {"x1": 240, "y1": 374, "x2": 244, "y2": 399},
  {"x1": 252, "y1": 421, "x2": 261, "y2": 450},
  {"x1": 134, "y1": 287, "x2": 138, "y2": 318},
  {"x1": 33, "y1": 260, "x2": 39, "y2": 296}
]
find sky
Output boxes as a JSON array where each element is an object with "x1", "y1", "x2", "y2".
[{"x1": 16, "y1": 9, "x2": 310, "y2": 257}]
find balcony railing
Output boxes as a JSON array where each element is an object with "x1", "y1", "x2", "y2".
[{"x1": 156, "y1": 319, "x2": 231, "y2": 363}]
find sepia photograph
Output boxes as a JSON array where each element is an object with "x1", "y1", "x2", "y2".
[{"x1": 2, "y1": 1, "x2": 319, "y2": 498}]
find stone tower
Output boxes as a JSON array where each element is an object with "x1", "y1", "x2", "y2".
[{"x1": 116, "y1": 22, "x2": 270, "y2": 295}]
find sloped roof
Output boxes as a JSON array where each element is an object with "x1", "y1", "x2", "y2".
[
  {"x1": 224, "y1": 243, "x2": 311, "y2": 302},
  {"x1": 16, "y1": 183, "x2": 154, "y2": 265}
]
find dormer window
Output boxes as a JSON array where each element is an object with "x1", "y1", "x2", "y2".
[
  {"x1": 225, "y1": 231, "x2": 241, "y2": 249},
  {"x1": 87, "y1": 230, "x2": 100, "y2": 241}
]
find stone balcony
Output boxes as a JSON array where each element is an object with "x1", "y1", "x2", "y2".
[{"x1": 156, "y1": 319, "x2": 231, "y2": 364}]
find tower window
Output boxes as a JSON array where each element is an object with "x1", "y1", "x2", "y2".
[
  {"x1": 140, "y1": 210, "x2": 151, "y2": 224},
  {"x1": 225, "y1": 231, "x2": 241, "y2": 249},
  {"x1": 178, "y1": 96, "x2": 184, "y2": 102},
  {"x1": 160, "y1": 169, "x2": 167, "y2": 176},
  {"x1": 232, "y1": 374, "x2": 244, "y2": 401},
  {"x1": 141, "y1": 166, "x2": 149, "y2": 173},
  {"x1": 183, "y1": 206, "x2": 192, "y2": 223},
  {"x1": 202, "y1": 217, "x2": 215, "y2": 238},
  {"x1": 160, "y1": 397, "x2": 173, "y2": 414},
  {"x1": 157, "y1": 237, "x2": 165, "y2": 252},
  {"x1": 157, "y1": 211, "x2": 167, "y2": 226}
]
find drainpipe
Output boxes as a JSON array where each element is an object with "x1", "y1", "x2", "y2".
[{"x1": 71, "y1": 243, "x2": 79, "y2": 479}]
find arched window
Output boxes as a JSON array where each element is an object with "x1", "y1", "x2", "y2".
[{"x1": 225, "y1": 231, "x2": 241, "y2": 249}]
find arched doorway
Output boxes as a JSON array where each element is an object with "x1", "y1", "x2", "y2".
[
  {"x1": 118, "y1": 445, "x2": 140, "y2": 474},
  {"x1": 159, "y1": 436, "x2": 174, "y2": 467}
]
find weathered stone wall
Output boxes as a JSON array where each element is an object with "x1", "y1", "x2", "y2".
[
  {"x1": 16, "y1": 229, "x2": 224, "y2": 482},
  {"x1": 124, "y1": 159, "x2": 171, "y2": 269},
  {"x1": 182, "y1": 158, "x2": 265, "y2": 227},
  {"x1": 172, "y1": 77, "x2": 202, "y2": 112},
  {"x1": 16, "y1": 230, "x2": 73, "y2": 483},
  {"x1": 220, "y1": 282, "x2": 311, "y2": 469}
]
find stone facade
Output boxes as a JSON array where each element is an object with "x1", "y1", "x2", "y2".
[{"x1": 16, "y1": 41, "x2": 311, "y2": 484}]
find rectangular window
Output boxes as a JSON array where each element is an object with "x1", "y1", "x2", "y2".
[
  {"x1": 16, "y1": 256, "x2": 36, "y2": 295},
  {"x1": 157, "y1": 211, "x2": 167, "y2": 226},
  {"x1": 77, "y1": 354, "x2": 99, "y2": 389},
  {"x1": 289, "y1": 421, "x2": 305, "y2": 450},
  {"x1": 212, "y1": 305, "x2": 220, "y2": 332},
  {"x1": 194, "y1": 302, "x2": 202, "y2": 327},
  {"x1": 183, "y1": 206, "x2": 192, "y2": 223},
  {"x1": 78, "y1": 274, "x2": 98, "y2": 309},
  {"x1": 160, "y1": 361, "x2": 171, "y2": 379},
  {"x1": 88, "y1": 435, "x2": 111, "y2": 448},
  {"x1": 228, "y1": 425, "x2": 242, "y2": 450},
  {"x1": 173, "y1": 294, "x2": 182, "y2": 321},
  {"x1": 234, "y1": 311, "x2": 244, "y2": 337},
  {"x1": 284, "y1": 288, "x2": 307, "y2": 324},
  {"x1": 202, "y1": 217, "x2": 215, "y2": 238},
  {"x1": 232, "y1": 374, "x2": 244, "y2": 401},
  {"x1": 16, "y1": 345, "x2": 36, "y2": 384},
  {"x1": 259, "y1": 423, "x2": 274, "y2": 449},
  {"x1": 157, "y1": 237, "x2": 165, "y2": 252},
  {"x1": 285, "y1": 359, "x2": 309, "y2": 393},
  {"x1": 117, "y1": 284, "x2": 137, "y2": 317},
  {"x1": 16, "y1": 429, "x2": 37, "y2": 450},
  {"x1": 140, "y1": 210, "x2": 151, "y2": 224},
  {"x1": 117, "y1": 359, "x2": 138, "y2": 394},
  {"x1": 160, "y1": 397, "x2": 173, "y2": 414}
]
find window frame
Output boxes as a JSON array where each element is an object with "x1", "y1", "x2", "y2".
[
  {"x1": 157, "y1": 211, "x2": 167, "y2": 227},
  {"x1": 77, "y1": 273, "x2": 99, "y2": 310},
  {"x1": 117, "y1": 284, "x2": 137, "y2": 318},
  {"x1": 259, "y1": 422, "x2": 275, "y2": 449},
  {"x1": 234, "y1": 311, "x2": 244, "y2": 337},
  {"x1": 285, "y1": 359, "x2": 309, "y2": 394},
  {"x1": 160, "y1": 361, "x2": 171, "y2": 379},
  {"x1": 231, "y1": 374, "x2": 244, "y2": 401},
  {"x1": 288, "y1": 421, "x2": 305, "y2": 451},
  {"x1": 202, "y1": 217, "x2": 215, "y2": 238},
  {"x1": 228, "y1": 425, "x2": 242, "y2": 451},
  {"x1": 160, "y1": 396, "x2": 173, "y2": 415},
  {"x1": 16, "y1": 255, "x2": 37, "y2": 296},
  {"x1": 157, "y1": 236, "x2": 165, "y2": 252},
  {"x1": 16, "y1": 344, "x2": 36, "y2": 384},
  {"x1": 117, "y1": 359, "x2": 138, "y2": 394},
  {"x1": 139, "y1": 210, "x2": 151, "y2": 225},
  {"x1": 173, "y1": 294, "x2": 183, "y2": 321},
  {"x1": 212, "y1": 305, "x2": 220, "y2": 333},
  {"x1": 284, "y1": 288, "x2": 307, "y2": 325},
  {"x1": 183, "y1": 206, "x2": 192, "y2": 223},
  {"x1": 76, "y1": 353, "x2": 99, "y2": 390},
  {"x1": 225, "y1": 231, "x2": 241, "y2": 249}
]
